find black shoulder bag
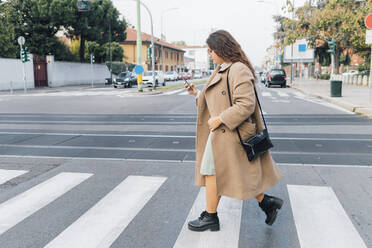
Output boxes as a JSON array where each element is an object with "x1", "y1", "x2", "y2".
[{"x1": 226, "y1": 70, "x2": 273, "y2": 162}]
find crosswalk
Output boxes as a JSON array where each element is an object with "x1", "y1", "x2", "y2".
[{"x1": 0, "y1": 169, "x2": 367, "y2": 248}]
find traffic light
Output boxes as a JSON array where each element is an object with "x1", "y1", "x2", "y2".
[
  {"x1": 327, "y1": 37, "x2": 335, "y2": 55},
  {"x1": 20, "y1": 47, "x2": 30, "y2": 63},
  {"x1": 147, "y1": 47, "x2": 151, "y2": 59}
]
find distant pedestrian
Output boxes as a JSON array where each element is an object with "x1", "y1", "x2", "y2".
[
  {"x1": 315, "y1": 69, "x2": 320, "y2": 80},
  {"x1": 184, "y1": 30, "x2": 283, "y2": 232}
]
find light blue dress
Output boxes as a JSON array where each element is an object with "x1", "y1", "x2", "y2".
[{"x1": 200, "y1": 131, "x2": 216, "y2": 175}]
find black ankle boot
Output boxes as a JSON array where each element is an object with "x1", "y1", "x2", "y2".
[
  {"x1": 188, "y1": 211, "x2": 220, "y2": 232},
  {"x1": 259, "y1": 194, "x2": 284, "y2": 226}
]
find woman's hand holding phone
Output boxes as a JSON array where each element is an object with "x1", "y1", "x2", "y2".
[{"x1": 184, "y1": 82, "x2": 198, "y2": 96}]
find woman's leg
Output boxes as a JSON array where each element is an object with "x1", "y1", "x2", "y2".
[{"x1": 205, "y1": 175, "x2": 221, "y2": 213}]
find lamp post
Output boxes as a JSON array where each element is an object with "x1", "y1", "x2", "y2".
[
  {"x1": 137, "y1": 1, "x2": 156, "y2": 90},
  {"x1": 256, "y1": 0, "x2": 281, "y2": 69},
  {"x1": 160, "y1": 8, "x2": 178, "y2": 73}
]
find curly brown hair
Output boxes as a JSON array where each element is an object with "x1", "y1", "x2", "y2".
[{"x1": 206, "y1": 30, "x2": 256, "y2": 80}]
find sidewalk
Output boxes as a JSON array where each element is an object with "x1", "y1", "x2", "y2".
[{"x1": 290, "y1": 78, "x2": 372, "y2": 117}]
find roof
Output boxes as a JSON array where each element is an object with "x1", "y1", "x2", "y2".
[
  {"x1": 124, "y1": 28, "x2": 185, "y2": 52},
  {"x1": 179, "y1": 45, "x2": 207, "y2": 49}
]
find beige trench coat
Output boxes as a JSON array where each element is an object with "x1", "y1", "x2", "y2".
[{"x1": 195, "y1": 61, "x2": 283, "y2": 200}]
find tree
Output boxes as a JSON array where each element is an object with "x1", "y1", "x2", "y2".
[
  {"x1": 62, "y1": 0, "x2": 127, "y2": 62},
  {"x1": 171, "y1": 41, "x2": 187, "y2": 47},
  {"x1": 2, "y1": 0, "x2": 75, "y2": 60},
  {"x1": 0, "y1": 1, "x2": 18, "y2": 58},
  {"x1": 281, "y1": 0, "x2": 372, "y2": 74}
]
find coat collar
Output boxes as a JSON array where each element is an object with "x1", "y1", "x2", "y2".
[
  {"x1": 218, "y1": 61, "x2": 233, "y2": 73},
  {"x1": 205, "y1": 62, "x2": 232, "y2": 91}
]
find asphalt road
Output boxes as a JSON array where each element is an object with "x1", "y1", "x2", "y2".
[{"x1": 0, "y1": 81, "x2": 371, "y2": 248}]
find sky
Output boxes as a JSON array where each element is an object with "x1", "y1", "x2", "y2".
[{"x1": 113, "y1": 0, "x2": 308, "y2": 67}]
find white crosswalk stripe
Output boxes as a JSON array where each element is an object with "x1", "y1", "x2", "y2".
[
  {"x1": 0, "y1": 171, "x2": 368, "y2": 248},
  {"x1": 288, "y1": 185, "x2": 367, "y2": 248},
  {"x1": 261, "y1": 91, "x2": 272, "y2": 97},
  {"x1": 0, "y1": 172, "x2": 92, "y2": 235},
  {"x1": 44, "y1": 175, "x2": 167, "y2": 248},
  {"x1": 174, "y1": 187, "x2": 242, "y2": 248},
  {"x1": 277, "y1": 91, "x2": 289, "y2": 97},
  {"x1": 0, "y1": 169, "x2": 28, "y2": 185}
]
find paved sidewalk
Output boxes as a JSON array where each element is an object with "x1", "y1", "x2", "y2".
[{"x1": 290, "y1": 78, "x2": 372, "y2": 117}]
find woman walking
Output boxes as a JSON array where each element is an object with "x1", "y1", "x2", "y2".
[{"x1": 184, "y1": 30, "x2": 283, "y2": 232}]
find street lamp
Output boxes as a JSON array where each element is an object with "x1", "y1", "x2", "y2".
[
  {"x1": 256, "y1": 0, "x2": 282, "y2": 69},
  {"x1": 160, "y1": 7, "x2": 179, "y2": 73}
]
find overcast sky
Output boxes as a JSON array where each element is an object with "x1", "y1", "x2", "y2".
[{"x1": 113, "y1": 0, "x2": 308, "y2": 67}]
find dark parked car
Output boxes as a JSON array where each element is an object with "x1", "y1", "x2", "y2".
[
  {"x1": 266, "y1": 69, "x2": 286, "y2": 88},
  {"x1": 113, "y1": 72, "x2": 137, "y2": 88}
]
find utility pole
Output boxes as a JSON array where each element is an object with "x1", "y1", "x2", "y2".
[
  {"x1": 290, "y1": 0, "x2": 295, "y2": 85},
  {"x1": 139, "y1": 1, "x2": 156, "y2": 90},
  {"x1": 136, "y1": 0, "x2": 143, "y2": 92},
  {"x1": 109, "y1": 19, "x2": 112, "y2": 85}
]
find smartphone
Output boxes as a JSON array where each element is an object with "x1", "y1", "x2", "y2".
[{"x1": 182, "y1": 76, "x2": 192, "y2": 88}]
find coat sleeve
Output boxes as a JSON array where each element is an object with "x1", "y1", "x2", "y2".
[{"x1": 219, "y1": 65, "x2": 256, "y2": 130}]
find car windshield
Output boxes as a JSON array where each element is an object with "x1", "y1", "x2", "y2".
[
  {"x1": 166, "y1": 72, "x2": 173, "y2": 75},
  {"x1": 271, "y1": 70, "x2": 285, "y2": 76},
  {"x1": 144, "y1": 72, "x2": 153, "y2": 76},
  {"x1": 119, "y1": 72, "x2": 127, "y2": 78}
]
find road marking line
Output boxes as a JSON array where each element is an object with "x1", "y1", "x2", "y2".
[
  {"x1": 44, "y1": 176, "x2": 166, "y2": 248},
  {"x1": 288, "y1": 185, "x2": 367, "y2": 248},
  {"x1": 0, "y1": 172, "x2": 92, "y2": 235},
  {"x1": 262, "y1": 92, "x2": 272, "y2": 97},
  {"x1": 0, "y1": 169, "x2": 28, "y2": 185},
  {"x1": 0, "y1": 155, "x2": 371, "y2": 168},
  {"x1": 173, "y1": 187, "x2": 242, "y2": 248},
  {"x1": 163, "y1": 89, "x2": 184, "y2": 95},
  {"x1": 2, "y1": 144, "x2": 372, "y2": 157},
  {"x1": 4, "y1": 131, "x2": 372, "y2": 141},
  {"x1": 0, "y1": 144, "x2": 195, "y2": 153},
  {"x1": 178, "y1": 91, "x2": 189, "y2": 95},
  {"x1": 277, "y1": 91, "x2": 289, "y2": 97},
  {"x1": 0, "y1": 120, "x2": 195, "y2": 125},
  {"x1": 0, "y1": 131, "x2": 197, "y2": 138}
]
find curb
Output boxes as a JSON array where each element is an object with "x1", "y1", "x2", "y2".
[{"x1": 290, "y1": 85, "x2": 372, "y2": 117}]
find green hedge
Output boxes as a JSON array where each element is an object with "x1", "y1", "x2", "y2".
[{"x1": 320, "y1": 74, "x2": 330, "y2": 80}]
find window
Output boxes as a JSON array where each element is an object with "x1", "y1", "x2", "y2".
[{"x1": 166, "y1": 50, "x2": 168, "y2": 59}]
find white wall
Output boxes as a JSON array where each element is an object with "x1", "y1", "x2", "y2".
[
  {"x1": 47, "y1": 55, "x2": 110, "y2": 87},
  {"x1": 0, "y1": 55, "x2": 111, "y2": 91},
  {"x1": 0, "y1": 56, "x2": 35, "y2": 91}
]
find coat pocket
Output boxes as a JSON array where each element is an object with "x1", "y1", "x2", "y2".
[{"x1": 237, "y1": 121, "x2": 257, "y2": 141}]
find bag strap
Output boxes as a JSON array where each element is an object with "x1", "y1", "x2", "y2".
[{"x1": 226, "y1": 69, "x2": 268, "y2": 137}]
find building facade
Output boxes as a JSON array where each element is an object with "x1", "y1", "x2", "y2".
[
  {"x1": 121, "y1": 28, "x2": 185, "y2": 72},
  {"x1": 180, "y1": 46, "x2": 210, "y2": 73}
]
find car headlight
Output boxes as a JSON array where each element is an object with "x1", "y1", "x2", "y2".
[{"x1": 124, "y1": 78, "x2": 130, "y2": 81}]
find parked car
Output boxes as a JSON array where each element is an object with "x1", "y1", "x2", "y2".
[
  {"x1": 193, "y1": 71, "x2": 203, "y2": 79},
  {"x1": 142, "y1": 70, "x2": 165, "y2": 87},
  {"x1": 178, "y1": 72, "x2": 187, "y2": 80},
  {"x1": 165, "y1": 71, "x2": 178, "y2": 81},
  {"x1": 113, "y1": 72, "x2": 137, "y2": 88},
  {"x1": 342, "y1": 70, "x2": 359, "y2": 76},
  {"x1": 185, "y1": 72, "x2": 192, "y2": 80},
  {"x1": 266, "y1": 69, "x2": 286, "y2": 88}
]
